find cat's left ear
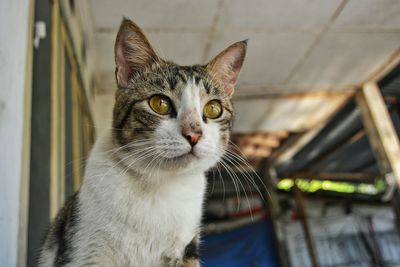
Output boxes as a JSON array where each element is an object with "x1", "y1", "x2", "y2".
[
  {"x1": 206, "y1": 40, "x2": 247, "y2": 97},
  {"x1": 114, "y1": 18, "x2": 159, "y2": 88}
]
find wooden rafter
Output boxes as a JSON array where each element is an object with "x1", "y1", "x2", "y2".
[
  {"x1": 268, "y1": 126, "x2": 324, "y2": 166},
  {"x1": 355, "y1": 82, "x2": 400, "y2": 187}
]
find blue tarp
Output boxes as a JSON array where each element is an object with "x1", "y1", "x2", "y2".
[{"x1": 200, "y1": 219, "x2": 280, "y2": 267}]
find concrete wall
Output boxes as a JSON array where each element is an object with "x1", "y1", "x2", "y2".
[{"x1": 0, "y1": 0, "x2": 32, "y2": 266}]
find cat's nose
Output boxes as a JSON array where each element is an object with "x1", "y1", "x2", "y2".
[{"x1": 182, "y1": 130, "x2": 203, "y2": 147}]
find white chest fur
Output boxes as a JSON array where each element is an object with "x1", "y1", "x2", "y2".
[{"x1": 74, "y1": 134, "x2": 206, "y2": 266}]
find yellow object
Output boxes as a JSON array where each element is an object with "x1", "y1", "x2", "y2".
[{"x1": 277, "y1": 178, "x2": 385, "y2": 195}]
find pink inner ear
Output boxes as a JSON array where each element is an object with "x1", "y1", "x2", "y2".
[
  {"x1": 225, "y1": 84, "x2": 234, "y2": 97},
  {"x1": 115, "y1": 44, "x2": 130, "y2": 88},
  {"x1": 206, "y1": 40, "x2": 247, "y2": 97},
  {"x1": 223, "y1": 69, "x2": 240, "y2": 96}
]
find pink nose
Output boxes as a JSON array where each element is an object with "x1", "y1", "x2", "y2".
[{"x1": 182, "y1": 130, "x2": 202, "y2": 147}]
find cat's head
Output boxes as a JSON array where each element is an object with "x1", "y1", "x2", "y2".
[{"x1": 112, "y1": 19, "x2": 246, "y2": 175}]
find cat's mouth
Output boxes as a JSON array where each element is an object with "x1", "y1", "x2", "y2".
[
  {"x1": 167, "y1": 149, "x2": 199, "y2": 163},
  {"x1": 175, "y1": 150, "x2": 198, "y2": 159}
]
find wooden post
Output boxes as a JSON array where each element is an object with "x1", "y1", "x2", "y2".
[
  {"x1": 293, "y1": 186, "x2": 319, "y2": 267},
  {"x1": 263, "y1": 167, "x2": 290, "y2": 267},
  {"x1": 355, "y1": 82, "x2": 400, "y2": 186}
]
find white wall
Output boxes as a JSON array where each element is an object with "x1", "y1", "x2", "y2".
[
  {"x1": 93, "y1": 93, "x2": 115, "y2": 135},
  {"x1": 0, "y1": 0, "x2": 31, "y2": 266}
]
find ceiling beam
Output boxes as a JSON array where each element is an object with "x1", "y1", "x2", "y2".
[{"x1": 233, "y1": 89, "x2": 355, "y2": 100}]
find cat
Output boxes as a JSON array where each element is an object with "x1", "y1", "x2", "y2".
[{"x1": 39, "y1": 18, "x2": 247, "y2": 267}]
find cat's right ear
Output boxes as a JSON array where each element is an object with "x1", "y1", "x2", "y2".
[
  {"x1": 114, "y1": 18, "x2": 159, "y2": 88},
  {"x1": 205, "y1": 40, "x2": 247, "y2": 98}
]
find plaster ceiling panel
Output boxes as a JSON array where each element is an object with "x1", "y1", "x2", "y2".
[
  {"x1": 257, "y1": 96, "x2": 347, "y2": 132},
  {"x1": 89, "y1": 0, "x2": 218, "y2": 30},
  {"x1": 146, "y1": 32, "x2": 208, "y2": 65},
  {"x1": 217, "y1": 0, "x2": 342, "y2": 30},
  {"x1": 207, "y1": 31, "x2": 317, "y2": 88},
  {"x1": 233, "y1": 95, "x2": 348, "y2": 133},
  {"x1": 288, "y1": 32, "x2": 400, "y2": 85},
  {"x1": 93, "y1": 31, "x2": 208, "y2": 91},
  {"x1": 231, "y1": 99, "x2": 273, "y2": 133},
  {"x1": 333, "y1": 0, "x2": 400, "y2": 30}
]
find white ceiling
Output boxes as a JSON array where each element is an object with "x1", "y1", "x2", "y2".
[{"x1": 82, "y1": 0, "x2": 400, "y2": 133}]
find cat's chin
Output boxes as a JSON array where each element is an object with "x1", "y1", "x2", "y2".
[
  {"x1": 163, "y1": 151, "x2": 199, "y2": 169},
  {"x1": 171, "y1": 150, "x2": 198, "y2": 160},
  {"x1": 156, "y1": 151, "x2": 217, "y2": 174}
]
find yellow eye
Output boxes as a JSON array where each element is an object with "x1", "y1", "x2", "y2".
[
  {"x1": 203, "y1": 100, "x2": 222, "y2": 119},
  {"x1": 149, "y1": 95, "x2": 171, "y2": 115}
]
